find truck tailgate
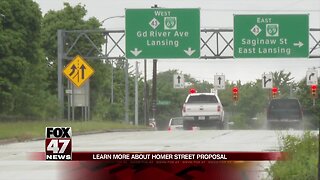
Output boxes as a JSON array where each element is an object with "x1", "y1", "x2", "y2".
[
  {"x1": 268, "y1": 109, "x2": 302, "y2": 120},
  {"x1": 183, "y1": 103, "x2": 221, "y2": 116}
]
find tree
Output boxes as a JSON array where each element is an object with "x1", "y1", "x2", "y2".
[
  {"x1": 219, "y1": 80, "x2": 269, "y2": 128},
  {"x1": 0, "y1": 0, "x2": 57, "y2": 118},
  {"x1": 273, "y1": 70, "x2": 296, "y2": 98},
  {"x1": 41, "y1": 3, "x2": 103, "y2": 94},
  {"x1": 235, "y1": 81, "x2": 269, "y2": 122},
  {"x1": 41, "y1": 3, "x2": 120, "y2": 119},
  {"x1": 296, "y1": 77, "x2": 320, "y2": 128}
]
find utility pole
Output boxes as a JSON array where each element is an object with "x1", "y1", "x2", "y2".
[
  {"x1": 144, "y1": 59, "x2": 148, "y2": 126},
  {"x1": 104, "y1": 35, "x2": 114, "y2": 104},
  {"x1": 289, "y1": 83, "x2": 293, "y2": 97},
  {"x1": 125, "y1": 59, "x2": 129, "y2": 123},
  {"x1": 152, "y1": 59, "x2": 157, "y2": 120},
  {"x1": 111, "y1": 59, "x2": 114, "y2": 103},
  {"x1": 135, "y1": 61, "x2": 139, "y2": 126}
]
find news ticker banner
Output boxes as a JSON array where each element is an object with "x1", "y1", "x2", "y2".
[
  {"x1": 42, "y1": 127, "x2": 287, "y2": 162},
  {"x1": 31, "y1": 151, "x2": 287, "y2": 162},
  {"x1": 40, "y1": 127, "x2": 285, "y2": 179}
]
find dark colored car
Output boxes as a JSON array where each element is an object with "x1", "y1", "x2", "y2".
[{"x1": 266, "y1": 98, "x2": 303, "y2": 129}]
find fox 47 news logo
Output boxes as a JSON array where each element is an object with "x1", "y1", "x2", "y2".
[{"x1": 45, "y1": 127, "x2": 72, "y2": 160}]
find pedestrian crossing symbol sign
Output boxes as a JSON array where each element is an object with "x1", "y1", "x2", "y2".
[{"x1": 63, "y1": 55, "x2": 95, "y2": 87}]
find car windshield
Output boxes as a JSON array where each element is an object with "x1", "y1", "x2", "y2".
[
  {"x1": 171, "y1": 118, "x2": 183, "y2": 125},
  {"x1": 187, "y1": 95, "x2": 218, "y2": 103}
]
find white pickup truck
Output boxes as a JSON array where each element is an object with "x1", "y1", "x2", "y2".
[{"x1": 181, "y1": 93, "x2": 225, "y2": 129}]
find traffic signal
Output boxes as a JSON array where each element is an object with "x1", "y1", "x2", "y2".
[
  {"x1": 272, "y1": 87, "x2": 278, "y2": 99},
  {"x1": 311, "y1": 85, "x2": 317, "y2": 98},
  {"x1": 189, "y1": 88, "x2": 197, "y2": 94},
  {"x1": 232, "y1": 87, "x2": 239, "y2": 101}
]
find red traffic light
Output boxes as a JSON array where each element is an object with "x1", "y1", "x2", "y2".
[
  {"x1": 232, "y1": 87, "x2": 238, "y2": 94},
  {"x1": 189, "y1": 88, "x2": 197, "y2": 94},
  {"x1": 311, "y1": 85, "x2": 317, "y2": 98},
  {"x1": 272, "y1": 87, "x2": 278, "y2": 93},
  {"x1": 272, "y1": 87, "x2": 278, "y2": 99},
  {"x1": 232, "y1": 87, "x2": 239, "y2": 102}
]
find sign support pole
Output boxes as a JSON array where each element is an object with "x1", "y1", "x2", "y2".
[
  {"x1": 57, "y1": 30, "x2": 64, "y2": 119},
  {"x1": 151, "y1": 5, "x2": 158, "y2": 122},
  {"x1": 313, "y1": 98, "x2": 316, "y2": 107},
  {"x1": 72, "y1": 84, "x2": 75, "y2": 121},
  {"x1": 67, "y1": 80, "x2": 71, "y2": 121}
]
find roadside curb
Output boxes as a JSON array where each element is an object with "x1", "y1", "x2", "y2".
[
  {"x1": 0, "y1": 138, "x2": 17, "y2": 145},
  {"x1": 0, "y1": 128, "x2": 152, "y2": 145}
]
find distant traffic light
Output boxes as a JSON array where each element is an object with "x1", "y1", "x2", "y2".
[
  {"x1": 311, "y1": 85, "x2": 318, "y2": 98},
  {"x1": 272, "y1": 87, "x2": 278, "y2": 99},
  {"x1": 189, "y1": 88, "x2": 197, "y2": 94},
  {"x1": 232, "y1": 87, "x2": 239, "y2": 101}
]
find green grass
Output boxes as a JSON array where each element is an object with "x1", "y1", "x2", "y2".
[
  {"x1": 0, "y1": 120, "x2": 147, "y2": 141},
  {"x1": 267, "y1": 131, "x2": 319, "y2": 180}
]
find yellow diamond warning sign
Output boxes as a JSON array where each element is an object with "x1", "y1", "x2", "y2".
[{"x1": 63, "y1": 55, "x2": 95, "y2": 87}]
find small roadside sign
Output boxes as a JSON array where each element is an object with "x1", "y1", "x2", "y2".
[
  {"x1": 173, "y1": 74, "x2": 185, "y2": 89},
  {"x1": 63, "y1": 55, "x2": 95, "y2": 87},
  {"x1": 157, "y1": 100, "x2": 171, "y2": 106},
  {"x1": 262, "y1": 73, "x2": 273, "y2": 89},
  {"x1": 306, "y1": 69, "x2": 318, "y2": 86},
  {"x1": 214, "y1": 75, "x2": 225, "y2": 89},
  {"x1": 65, "y1": 89, "x2": 72, "y2": 94}
]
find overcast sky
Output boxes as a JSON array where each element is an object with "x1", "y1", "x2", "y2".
[{"x1": 34, "y1": 0, "x2": 320, "y2": 83}]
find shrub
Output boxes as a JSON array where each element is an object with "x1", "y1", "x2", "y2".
[{"x1": 267, "y1": 132, "x2": 318, "y2": 179}]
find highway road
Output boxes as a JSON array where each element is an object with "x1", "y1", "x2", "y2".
[{"x1": 0, "y1": 130, "x2": 317, "y2": 179}]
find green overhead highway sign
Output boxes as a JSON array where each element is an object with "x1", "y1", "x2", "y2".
[
  {"x1": 234, "y1": 14, "x2": 309, "y2": 58},
  {"x1": 125, "y1": 8, "x2": 200, "y2": 59}
]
